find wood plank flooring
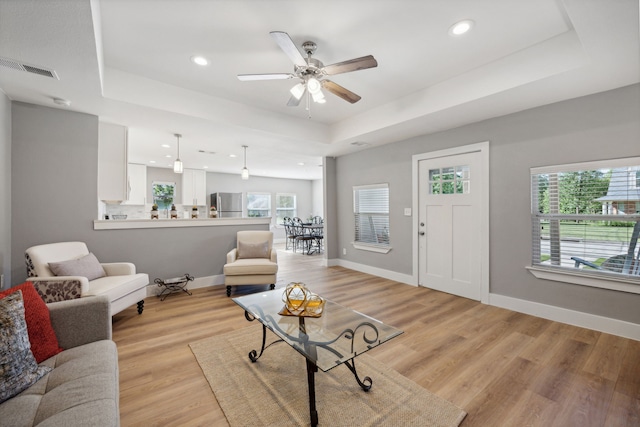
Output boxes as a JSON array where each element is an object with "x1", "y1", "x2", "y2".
[{"x1": 113, "y1": 246, "x2": 640, "y2": 426}]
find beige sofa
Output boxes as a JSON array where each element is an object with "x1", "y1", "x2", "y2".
[
  {"x1": 0, "y1": 295, "x2": 119, "y2": 427},
  {"x1": 25, "y1": 242, "x2": 148, "y2": 315}
]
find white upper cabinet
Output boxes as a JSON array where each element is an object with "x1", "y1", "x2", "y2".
[
  {"x1": 182, "y1": 169, "x2": 207, "y2": 206},
  {"x1": 123, "y1": 163, "x2": 147, "y2": 205},
  {"x1": 98, "y1": 123, "x2": 128, "y2": 202}
]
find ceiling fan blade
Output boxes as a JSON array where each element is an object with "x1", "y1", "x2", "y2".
[
  {"x1": 270, "y1": 31, "x2": 307, "y2": 67},
  {"x1": 237, "y1": 73, "x2": 294, "y2": 81},
  {"x1": 322, "y1": 55, "x2": 378, "y2": 76},
  {"x1": 322, "y1": 80, "x2": 361, "y2": 103}
]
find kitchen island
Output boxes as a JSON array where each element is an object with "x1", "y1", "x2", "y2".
[{"x1": 93, "y1": 217, "x2": 271, "y2": 230}]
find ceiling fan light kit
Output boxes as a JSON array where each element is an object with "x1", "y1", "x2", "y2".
[{"x1": 237, "y1": 31, "x2": 377, "y2": 116}]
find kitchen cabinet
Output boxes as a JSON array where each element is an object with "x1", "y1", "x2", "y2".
[
  {"x1": 123, "y1": 163, "x2": 147, "y2": 205},
  {"x1": 182, "y1": 168, "x2": 206, "y2": 206},
  {"x1": 98, "y1": 123, "x2": 127, "y2": 202}
]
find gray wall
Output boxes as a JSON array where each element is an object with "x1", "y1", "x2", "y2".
[
  {"x1": 0, "y1": 92, "x2": 10, "y2": 289},
  {"x1": 10, "y1": 102, "x2": 267, "y2": 286},
  {"x1": 334, "y1": 84, "x2": 640, "y2": 324}
]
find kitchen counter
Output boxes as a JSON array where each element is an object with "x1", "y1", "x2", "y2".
[{"x1": 93, "y1": 217, "x2": 271, "y2": 230}]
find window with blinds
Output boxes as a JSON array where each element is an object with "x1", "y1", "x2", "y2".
[
  {"x1": 354, "y1": 183, "x2": 390, "y2": 246},
  {"x1": 276, "y1": 193, "x2": 296, "y2": 224},
  {"x1": 247, "y1": 193, "x2": 271, "y2": 218},
  {"x1": 531, "y1": 158, "x2": 640, "y2": 282}
]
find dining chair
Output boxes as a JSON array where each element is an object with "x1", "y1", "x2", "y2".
[
  {"x1": 291, "y1": 217, "x2": 306, "y2": 253},
  {"x1": 282, "y1": 217, "x2": 296, "y2": 250}
]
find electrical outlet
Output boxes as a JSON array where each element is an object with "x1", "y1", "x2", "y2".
[{"x1": 342, "y1": 248, "x2": 347, "y2": 255}]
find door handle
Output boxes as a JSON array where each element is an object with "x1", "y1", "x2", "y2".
[{"x1": 419, "y1": 231, "x2": 425, "y2": 236}]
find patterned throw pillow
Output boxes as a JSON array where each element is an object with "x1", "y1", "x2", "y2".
[
  {"x1": 48, "y1": 252, "x2": 106, "y2": 281},
  {"x1": 0, "y1": 282, "x2": 63, "y2": 363},
  {"x1": 237, "y1": 241, "x2": 270, "y2": 259},
  {"x1": 0, "y1": 291, "x2": 52, "y2": 404}
]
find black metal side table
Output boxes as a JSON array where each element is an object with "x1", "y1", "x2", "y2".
[{"x1": 154, "y1": 274, "x2": 194, "y2": 301}]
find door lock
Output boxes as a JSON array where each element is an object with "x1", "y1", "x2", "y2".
[{"x1": 420, "y1": 222, "x2": 425, "y2": 227}]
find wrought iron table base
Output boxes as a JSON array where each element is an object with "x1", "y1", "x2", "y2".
[
  {"x1": 244, "y1": 312, "x2": 373, "y2": 427},
  {"x1": 154, "y1": 274, "x2": 194, "y2": 301}
]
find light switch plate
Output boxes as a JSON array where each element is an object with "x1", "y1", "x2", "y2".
[{"x1": 404, "y1": 208, "x2": 412, "y2": 216}]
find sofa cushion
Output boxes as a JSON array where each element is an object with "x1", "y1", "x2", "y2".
[
  {"x1": 0, "y1": 292, "x2": 52, "y2": 404},
  {"x1": 224, "y1": 258, "x2": 278, "y2": 276},
  {"x1": 237, "y1": 241, "x2": 269, "y2": 259},
  {"x1": 85, "y1": 273, "x2": 148, "y2": 302},
  {"x1": 0, "y1": 283, "x2": 63, "y2": 363},
  {"x1": 49, "y1": 253, "x2": 106, "y2": 281},
  {"x1": 0, "y1": 340, "x2": 118, "y2": 427}
]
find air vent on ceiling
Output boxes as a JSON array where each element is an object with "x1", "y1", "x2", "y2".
[
  {"x1": 198, "y1": 150, "x2": 216, "y2": 155},
  {"x1": 0, "y1": 57, "x2": 59, "y2": 80}
]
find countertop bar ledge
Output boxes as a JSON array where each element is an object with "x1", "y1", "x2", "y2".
[{"x1": 94, "y1": 217, "x2": 272, "y2": 230}]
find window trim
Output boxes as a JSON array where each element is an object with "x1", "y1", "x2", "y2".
[
  {"x1": 275, "y1": 192, "x2": 297, "y2": 227},
  {"x1": 353, "y1": 183, "x2": 391, "y2": 253},
  {"x1": 151, "y1": 180, "x2": 176, "y2": 209},
  {"x1": 246, "y1": 192, "x2": 272, "y2": 218},
  {"x1": 529, "y1": 157, "x2": 640, "y2": 292}
]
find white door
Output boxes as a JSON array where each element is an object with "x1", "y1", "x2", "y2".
[{"x1": 418, "y1": 151, "x2": 482, "y2": 300}]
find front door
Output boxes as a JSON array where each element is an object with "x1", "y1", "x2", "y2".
[{"x1": 418, "y1": 151, "x2": 482, "y2": 300}]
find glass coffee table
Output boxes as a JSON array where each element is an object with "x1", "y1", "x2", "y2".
[{"x1": 232, "y1": 290, "x2": 403, "y2": 427}]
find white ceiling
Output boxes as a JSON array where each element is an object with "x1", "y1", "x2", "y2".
[{"x1": 1, "y1": 0, "x2": 638, "y2": 180}]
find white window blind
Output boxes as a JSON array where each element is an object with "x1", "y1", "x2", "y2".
[
  {"x1": 354, "y1": 184, "x2": 390, "y2": 246},
  {"x1": 276, "y1": 193, "x2": 296, "y2": 224},
  {"x1": 247, "y1": 193, "x2": 271, "y2": 218},
  {"x1": 531, "y1": 158, "x2": 640, "y2": 282}
]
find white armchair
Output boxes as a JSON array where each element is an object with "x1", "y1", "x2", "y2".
[
  {"x1": 25, "y1": 241, "x2": 149, "y2": 315},
  {"x1": 223, "y1": 231, "x2": 278, "y2": 297}
]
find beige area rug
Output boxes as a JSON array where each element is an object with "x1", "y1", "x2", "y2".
[{"x1": 189, "y1": 326, "x2": 466, "y2": 427}]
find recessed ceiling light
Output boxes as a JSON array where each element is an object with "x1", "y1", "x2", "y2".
[
  {"x1": 149, "y1": 160, "x2": 156, "y2": 164},
  {"x1": 203, "y1": 166, "x2": 208, "y2": 169},
  {"x1": 191, "y1": 55, "x2": 209, "y2": 66},
  {"x1": 449, "y1": 19, "x2": 474, "y2": 36},
  {"x1": 165, "y1": 154, "x2": 172, "y2": 158},
  {"x1": 229, "y1": 154, "x2": 237, "y2": 158},
  {"x1": 298, "y1": 162, "x2": 305, "y2": 166},
  {"x1": 161, "y1": 144, "x2": 170, "y2": 148}
]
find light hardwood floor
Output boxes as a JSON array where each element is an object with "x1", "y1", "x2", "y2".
[{"x1": 114, "y1": 246, "x2": 640, "y2": 426}]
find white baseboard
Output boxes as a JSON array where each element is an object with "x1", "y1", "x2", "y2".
[
  {"x1": 489, "y1": 293, "x2": 640, "y2": 341},
  {"x1": 143, "y1": 267, "x2": 639, "y2": 340},
  {"x1": 327, "y1": 258, "x2": 416, "y2": 286}
]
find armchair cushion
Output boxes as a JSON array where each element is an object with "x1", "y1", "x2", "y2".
[
  {"x1": 0, "y1": 283, "x2": 63, "y2": 363},
  {"x1": 48, "y1": 252, "x2": 106, "y2": 281},
  {"x1": 237, "y1": 240, "x2": 270, "y2": 259},
  {"x1": 224, "y1": 258, "x2": 278, "y2": 276}
]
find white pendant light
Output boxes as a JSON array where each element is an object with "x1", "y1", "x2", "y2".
[
  {"x1": 241, "y1": 145, "x2": 249, "y2": 180},
  {"x1": 173, "y1": 133, "x2": 183, "y2": 174}
]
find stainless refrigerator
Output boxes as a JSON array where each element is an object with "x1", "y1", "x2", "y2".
[{"x1": 210, "y1": 192, "x2": 243, "y2": 217}]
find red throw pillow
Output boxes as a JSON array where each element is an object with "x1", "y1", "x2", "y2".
[{"x1": 0, "y1": 282, "x2": 63, "y2": 363}]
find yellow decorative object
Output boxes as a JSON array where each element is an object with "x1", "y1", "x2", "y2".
[{"x1": 280, "y1": 282, "x2": 325, "y2": 317}]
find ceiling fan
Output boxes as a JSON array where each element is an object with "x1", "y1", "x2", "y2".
[{"x1": 237, "y1": 31, "x2": 378, "y2": 108}]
